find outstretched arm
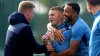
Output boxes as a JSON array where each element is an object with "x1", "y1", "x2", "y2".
[
  {"x1": 49, "y1": 40, "x2": 81, "y2": 56},
  {"x1": 21, "y1": 26, "x2": 47, "y2": 54}
]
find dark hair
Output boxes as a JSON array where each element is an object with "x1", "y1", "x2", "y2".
[
  {"x1": 67, "y1": 3, "x2": 80, "y2": 15},
  {"x1": 50, "y1": 6, "x2": 64, "y2": 13},
  {"x1": 86, "y1": 0, "x2": 100, "y2": 6}
]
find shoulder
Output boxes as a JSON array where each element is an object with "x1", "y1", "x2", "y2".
[
  {"x1": 95, "y1": 15, "x2": 100, "y2": 24},
  {"x1": 74, "y1": 18, "x2": 86, "y2": 27},
  {"x1": 94, "y1": 15, "x2": 100, "y2": 28},
  {"x1": 20, "y1": 25, "x2": 31, "y2": 32},
  {"x1": 19, "y1": 24, "x2": 33, "y2": 37},
  {"x1": 13, "y1": 23, "x2": 32, "y2": 34},
  {"x1": 72, "y1": 17, "x2": 90, "y2": 36},
  {"x1": 8, "y1": 23, "x2": 30, "y2": 34},
  {"x1": 73, "y1": 18, "x2": 89, "y2": 31}
]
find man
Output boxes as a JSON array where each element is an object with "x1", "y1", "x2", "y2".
[
  {"x1": 4, "y1": 1, "x2": 48, "y2": 56},
  {"x1": 48, "y1": 3, "x2": 90, "y2": 56},
  {"x1": 86, "y1": 0, "x2": 100, "y2": 56},
  {"x1": 42, "y1": 6, "x2": 71, "y2": 53}
]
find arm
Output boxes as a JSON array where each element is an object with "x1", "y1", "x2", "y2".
[
  {"x1": 51, "y1": 30, "x2": 71, "y2": 53},
  {"x1": 49, "y1": 40, "x2": 80, "y2": 56},
  {"x1": 21, "y1": 26, "x2": 47, "y2": 54},
  {"x1": 48, "y1": 30, "x2": 71, "y2": 53},
  {"x1": 50, "y1": 22, "x2": 86, "y2": 56}
]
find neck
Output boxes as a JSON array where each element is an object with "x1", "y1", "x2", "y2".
[
  {"x1": 57, "y1": 21, "x2": 63, "y2": 26},
  {"x1": 53, "y1": 20, "x2": 63, "y2": 28},
  {"x1": 71, "y1": 16, "x2": 78, "y2": 25},
  {"x1": 92, "y1": 5, "x2": 100, "y2": 15}
]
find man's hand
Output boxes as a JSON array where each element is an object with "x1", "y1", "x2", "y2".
[
  {"x1": 46, "y1": 43, "x2": 55, "y2": 52},
  {"x1": 42, "y1": 33, "x2": 49, "y2": 45},
  {"x1": 54, "y1": 29, "x2": 65, "y2": 43},
  {"x1": 42, "y1": 31, "x2": 55, "y2": 45},
  {"x1": 42, "y1": 34, "x2": 48, "y2": 41},
  {"x1": 48, "y1": 31, "x2": 55, "y2": 42}
]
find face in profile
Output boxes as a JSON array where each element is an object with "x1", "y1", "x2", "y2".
[
  {"x1": 86, "y1": 3, "x2": 93, "y2": 16},
  {"x1": 27, "y1": 8, "x2": 34, "y2": 22},
  {"x1": 63, "y1": 5, "x2": 73, "y2": 23},
  {"x1": 48, "y1": 10, "x2": 62, "y2": 27}
]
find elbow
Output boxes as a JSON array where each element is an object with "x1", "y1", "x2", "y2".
[
  {"x1": 66, "y1": 49, "x2": 76, "y2": 56},
  {"x1": 69, "y1": 50, "x2": 76, "y2": 56}
]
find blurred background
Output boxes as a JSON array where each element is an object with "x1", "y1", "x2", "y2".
[{"x1": 0, "y1": 0, "x2": 93, "y2": 56}]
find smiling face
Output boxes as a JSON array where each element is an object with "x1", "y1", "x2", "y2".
[
  {"x1": 63, "y1": 5, "x2": 74, "y2": 23},
  {"x1": 48, "y1": 10, "x2": 63, "y2": 27}
]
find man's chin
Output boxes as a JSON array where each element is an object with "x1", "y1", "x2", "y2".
[
  {"x1": 64, "y1": 19, "x2": 71, "y2": 23},
  {"x1": 50, "y1": 23, "x2": 53, "y2": 25},
  {"x1": 51, "y1": 24, "x2": 56, "y2": 27}
]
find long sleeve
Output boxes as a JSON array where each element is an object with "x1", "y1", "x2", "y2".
[
  {"x1": 20, "y1": 26, "x2": 47, "y2": 54},
  {"x1": 51, "y1": 30, "x2": 71, "y2": 53}
]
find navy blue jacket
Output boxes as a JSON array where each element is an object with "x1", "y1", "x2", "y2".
[{"x1": 4, "y1": 12, "x2": 47, "y2": 56}]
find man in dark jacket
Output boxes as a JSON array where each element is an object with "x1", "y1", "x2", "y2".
[{"x1": 4, "y1": 1, "x2": 48, "y2": 56}]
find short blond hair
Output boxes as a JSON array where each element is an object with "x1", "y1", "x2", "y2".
[
  {"x1": 50, "y1": 6, "x2": 64, "y2": 13},
  {"x1": 18, "y1": 1, "x2": 35, "y2": 13}
]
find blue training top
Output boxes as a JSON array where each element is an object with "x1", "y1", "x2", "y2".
[
  {"x1": 89, "y1": 10, "x2": 100, "y2": 56},
  {"x1": 71, "y1": 17, "x2": 90, "y2": 56},
  {"x1": 51, "y1": 23, "x2": 72, "y2": 53}
]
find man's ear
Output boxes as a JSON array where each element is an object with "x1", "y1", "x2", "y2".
[{"x1": 72, "y1": 12, "x2": 77, "y2": 17}]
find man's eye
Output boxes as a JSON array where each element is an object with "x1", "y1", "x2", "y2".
[
  {"x1": 64, "y1": 10, "x2": 69, "y2": 13},
  {"x1": 51, "y1": 14, "x2": 54, "y2": 16},
  {"x1": 52, "y1": 15, "x2": 54, "y2": 16},
  {"x1": 65, "y1": 11, "x2": 69, "y2": 13}
]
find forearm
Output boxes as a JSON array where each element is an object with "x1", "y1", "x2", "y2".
[
  {"x1": 33, "y1": 44, "x2": 48, "y2": 54},
  {"x1": 56, "y1": 40, "x2": 80, "y2": 56},
  {"x1": 31, "y1": 37, "x2": 47, "y2": 54},
  {"x1": 52, "y1": 40, "x2": 66, "y2": 53},
  {"x1": 49, "y1": 50, "x2": 74, "y2": 56},
  {"x1": 39, "y1": 45, "x2": 48, "y2": 53},
  {"x1": 49, "y1": 48, "x2": 75, "y2": 56},
  {"x1": 57, "y1": 48, "x2": 75, "y2": 56}
]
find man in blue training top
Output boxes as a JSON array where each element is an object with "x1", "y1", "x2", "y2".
[
  {"x1": 42, "y1": 6, "x2": 71, "y2": 53},
  {"x1": 48, "y1": 3, "x2": 91, "y2": 56},
  {"x1": 86, "y1": 0, "x2": 100, "y2": 56}
]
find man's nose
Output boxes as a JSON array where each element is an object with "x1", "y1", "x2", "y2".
[{"x1": 49, "y1": 16, "x2": 52, "y2": 19}]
